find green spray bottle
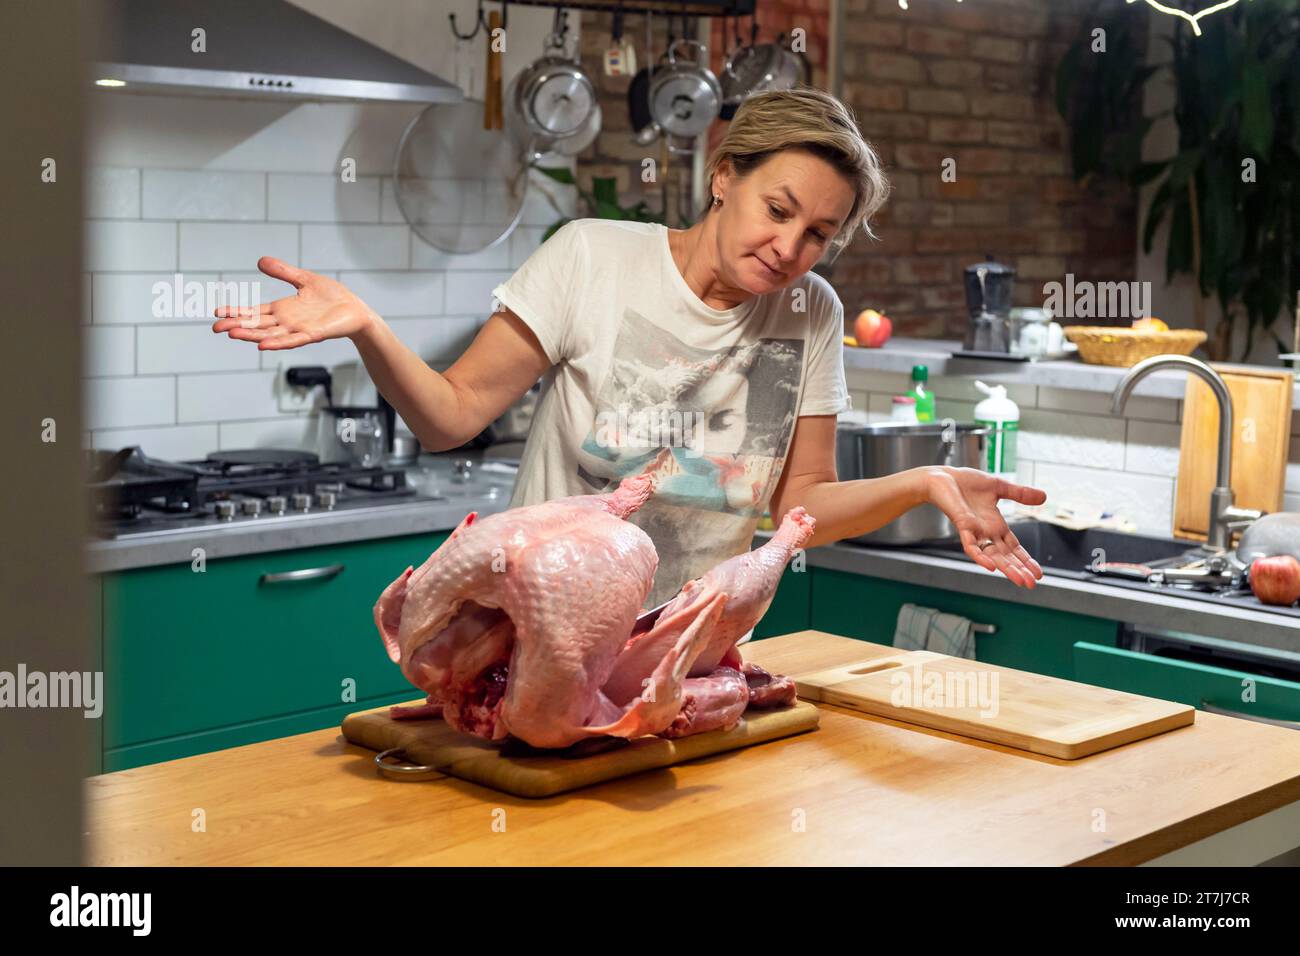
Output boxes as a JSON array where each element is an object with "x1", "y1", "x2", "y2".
[{"x1": 907, "y1": 365, "x2": 935, "y2": 422}]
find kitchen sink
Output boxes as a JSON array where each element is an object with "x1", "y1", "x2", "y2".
[
  {"x1": 916, "y1": 522, "x2": 1197, "y2": 572},
  {"x1": 871, "y1": 520, "x2": 1300, "y2": 619}
]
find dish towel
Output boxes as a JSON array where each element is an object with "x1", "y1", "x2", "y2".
[{"x1": 892, "y1": 603, "x2": 976, "y2": 660}]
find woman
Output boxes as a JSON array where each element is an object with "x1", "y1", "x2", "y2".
[{"x1": 213, "y1": 88, "x2": 1045, "y2": 607}]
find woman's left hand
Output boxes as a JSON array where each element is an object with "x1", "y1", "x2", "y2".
[{"x1": 922, "y1": 466, "x2": 1046, "y2": 588}]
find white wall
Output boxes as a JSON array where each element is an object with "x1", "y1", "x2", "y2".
[{"x1": 81, "y1": 2, "x2": 576, "y2": 459}]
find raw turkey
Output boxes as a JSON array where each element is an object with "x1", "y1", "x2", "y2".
[{"x1": 372, "y1": 473, "x2": 811, "y2": 749}]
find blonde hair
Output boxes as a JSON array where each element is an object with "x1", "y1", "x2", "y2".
[{"x1": 701, "y1": 87, "x2": 890, "y2": 261}]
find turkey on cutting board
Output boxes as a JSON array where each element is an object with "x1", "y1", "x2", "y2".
[{"x1": 372, "y1": 474, "x2": 810, "y2": 749}]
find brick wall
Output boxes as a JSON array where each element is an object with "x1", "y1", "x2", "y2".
[
  {"x1": 834, "y1": 0, "x2": 1138, "y2": 336},
  {"x1": 578, "y1": 0, "x2": 1139, "y2": 341}
]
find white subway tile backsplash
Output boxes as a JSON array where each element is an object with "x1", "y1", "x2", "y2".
[
  {"x1": 93, "y1": 272, "x2": 234, "y2": 324},
  {"x1": 379, "y1": 178, "x2": 404, "y2": 224},
  {"x1": 83, "y1": 326, "x2": 134, "y2": 377},
  {"x1": 1018, "y1": 408, "x2": 1126, "y2": 469},
  {"x1": 388, "y1": 316, "x2": 482, "y2": 363},
  {"x1": 1037, "y1": 385, "x2": 1179, "y2": 422},
  {"x1": 91, "y1": 423, "x2": 219, "y2": 459},
  {"x1": 1285, "y1": 492, "x2": 1300, "y2": 512},
  {"x1": 218, "y1": 417, "x2": 318, "y2": 453},
  {"x1": 929, "y1": 376, "x2": 1035, "y2": 409},
  {"x1": 84, "y1": 376, "x2": 175, "y2": 430},
  {"x1": 1032, "y1": 461, "x2": 1174, "y2": 535},
  {"x1": 268, "y1": 174, "x2": 379, "y2": 223},
  {"x1": 338, "y1": 271, "x2": 444, "y2": 317},
  {"x1": 143, "y1": 170, "x2": 266, "y2": 220},
  {"x1": 84, "y1": 221, "x2": 176, "y2": 271},
  {"x1": 82, "y1": 274, "x2": 92, "y2": 324},
  {"x1": 257, "y1": 337, "x2": 362, "y2": 371},
  {"x1": 1123, "y1": 419, "x2": 1182, "y2": 476},
  {"x1": 844, "y1": 369, "x2": 912, "y2": 396},
  {"x1": 1287, "y1": 440, "x2": 1300, "y2": 494},
  {"x1": 179, "y1": 223, "x2": 297, "y2": 272},
  {"x1": 446, "y1": 270, "x2": 514, "y2": 316},
  {"x1": 411, "y1": 231, "x2": 514, "y2": 271},
  {"x1": 85, "y1": 167, "x2": 141, "y2": 218},
  {"x1": 177, "y1": 370, "x2": 281, "y2": 423},
  {"x1": 301, "y1": 224, "x2": 408, "y2": 270},
  {"x1": 138, "y1": 324, "x2": 262, "y2": 375}
]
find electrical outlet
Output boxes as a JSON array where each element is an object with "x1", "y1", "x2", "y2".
[{"x1": 276, "y1": 371, "x2": 321, "y2": 414}]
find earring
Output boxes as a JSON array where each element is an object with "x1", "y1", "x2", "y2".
[{"x1": 712, "y1": 194, "x2": 722, "y2": 206}]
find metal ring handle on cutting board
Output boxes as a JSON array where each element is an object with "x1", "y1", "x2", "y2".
[{"x1": 375, "y1": 748, "x2": 439, "y2": 777}]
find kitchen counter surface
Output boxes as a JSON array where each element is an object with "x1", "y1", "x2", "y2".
[
  {"x1": 783, "y1": 535, "x2": 1300, "y2": 652},
  {"x1": 85, "y1": 632, "x2": 1300, "y2": 866},
  {"x1": 848, "y1": 337, "x2": 1300, "y2": 408}
]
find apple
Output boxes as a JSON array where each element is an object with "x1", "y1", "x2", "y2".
[
  {"x1": 1250, "y1": 555, "x2": 1300, "y2": 606},
  {"x1": 854, "y1": 308, "x2": 893, "y2": 348}
]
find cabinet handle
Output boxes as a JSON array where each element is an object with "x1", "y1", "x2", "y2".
[
  {"x1": 1200, "y1": 700, "x2": 1300, "y2": 730},
  {"x1": 971, "y1": 622, "x2": 996, "y2": 634},
  {"x1": 259, "y1": 563, "x2": 345, "y2": 585}
]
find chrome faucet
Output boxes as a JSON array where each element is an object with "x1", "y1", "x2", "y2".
[{"x1": 1110, "y1": 354, "x2": 1262, "y2": 550}]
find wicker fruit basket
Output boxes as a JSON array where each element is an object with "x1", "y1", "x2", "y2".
[{"x1": 1063, "y1": 326, "x2": 1207, "y2": 367}]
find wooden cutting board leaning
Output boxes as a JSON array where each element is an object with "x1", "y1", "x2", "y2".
[
  {"x1": 793, "y1": 650, "x2": 1194, "y2": 759},
  {"x1": 342, "y1": 699, "x2": 820, "y2": 798},
  {"x1": 1174, "y1": 365, "x2": 1293, "y2": 541}
]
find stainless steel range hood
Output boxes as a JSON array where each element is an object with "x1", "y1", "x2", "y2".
[{"x1": 91, "y1": 0, "x2": 463, "y2": 104}]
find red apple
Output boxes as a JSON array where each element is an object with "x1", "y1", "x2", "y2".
[
  {"x1": 854, "y1": 308, "x2": 893, "y2": 348},
  {"x1": 1250, "y1": 554, "x2": 1300, "y2": 606}
]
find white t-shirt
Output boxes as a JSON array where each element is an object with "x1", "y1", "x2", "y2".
[{"x1": 491, "y1": 217, "x2": 851, "y2": 609}]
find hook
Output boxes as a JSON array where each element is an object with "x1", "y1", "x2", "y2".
[{"x1": 450, "y1": 0, "x2": 509, "y2": 42}]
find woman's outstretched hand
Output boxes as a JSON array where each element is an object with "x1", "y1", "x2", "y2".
[
  {"x1": 211, "y1": 257, "x2": 376, "y2": 349},
  {"x1": 923, "y1": 466, "x2": 1046, "y2": 588}
]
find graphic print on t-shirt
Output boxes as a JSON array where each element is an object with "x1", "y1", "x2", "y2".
[{"x1": 575, "y1": 307, "x2": 804, "y2": 518}]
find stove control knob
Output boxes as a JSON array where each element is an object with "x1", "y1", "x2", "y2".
[
  {"x1": 318, "y1": 490, "x2": 338, "y2": 510},
  {"x1": 241, "y1": 499, "x2": 263, "y2": 517},
  {"x1": 215, "y1": 500, "x2": 236, "y2": 520},
  {"x1": 292, "y1": 493, "x2": 312, "y2": 512},
  {"x1": 266, "y1": 495, "x2": 287, "y2": 514}
]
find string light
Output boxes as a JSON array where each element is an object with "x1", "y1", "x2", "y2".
[
  {"x1": 895, "y1": 0, "x2": 1248, "y2": 36},
  {"x1": 1128, "y1": 0, "x2": 1251, "y2": 37}
]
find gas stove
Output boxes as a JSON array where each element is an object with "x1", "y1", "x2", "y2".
[{"x1": 87, "y1": 446, "x2": 441, "y2": 540}]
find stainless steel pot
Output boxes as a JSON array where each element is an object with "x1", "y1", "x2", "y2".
[{"x1": 835, "y1": 422, "x2": 989, "y2": 544}]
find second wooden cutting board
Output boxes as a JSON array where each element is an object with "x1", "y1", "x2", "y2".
[{"x1": 794, "y1": 650, "x2": 1194, "y2": 759}]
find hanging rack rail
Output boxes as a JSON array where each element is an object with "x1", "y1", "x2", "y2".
[{"x1": 453, "y1": 0, "x2": 756, "y2": 39}]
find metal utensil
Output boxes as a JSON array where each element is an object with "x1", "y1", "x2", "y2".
[{"x1": 630, "y1": 596, "x2": 673, "y2": 637}]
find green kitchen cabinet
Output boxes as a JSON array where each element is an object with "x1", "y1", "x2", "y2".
[
  {"x1": 807, "y1": 567, "x2": 1119, "y2": 680},
  {"x1": 101, "y1": 531, "x2": 447, "y2": 771},
  {"x1": 752, "y1": 565, "x2": 812, "y2": 639},
  {"x1": 1074, "y1": 642, "x2": 1300, "y2": 723},
  {"x1": 86, "y1": 573, "x2": 103, "y2": 778}
]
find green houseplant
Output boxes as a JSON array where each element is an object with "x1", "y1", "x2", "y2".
[
  {"x1": 535, "y1": 168, "x2": 664, "y2": 242},
  {"x1": 1056, "y1": 0, "x2": 1300, "y2": 361}
]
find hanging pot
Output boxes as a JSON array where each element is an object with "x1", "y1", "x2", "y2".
[
  {"x1": 511, "y1": 31, "x2": 597, "y2": 146},
  {"x1": 647, "y1": 39, "x2": 722, "y2": 140}
]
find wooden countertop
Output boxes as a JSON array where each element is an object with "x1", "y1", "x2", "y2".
[{"x1": 85, "y1": 632, "x2": 1300, "y2": 866}]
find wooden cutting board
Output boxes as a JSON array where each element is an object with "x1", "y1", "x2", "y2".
[
  {"x1": 1174, "y1": 365, "x2": 1293, "y2": 541},
  {"x1": 793, "y1": 650, "x2": 1193, "y2": 759},
  {"x1": 342, "y1": 700, "x2": 820, "y2": 798}
]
